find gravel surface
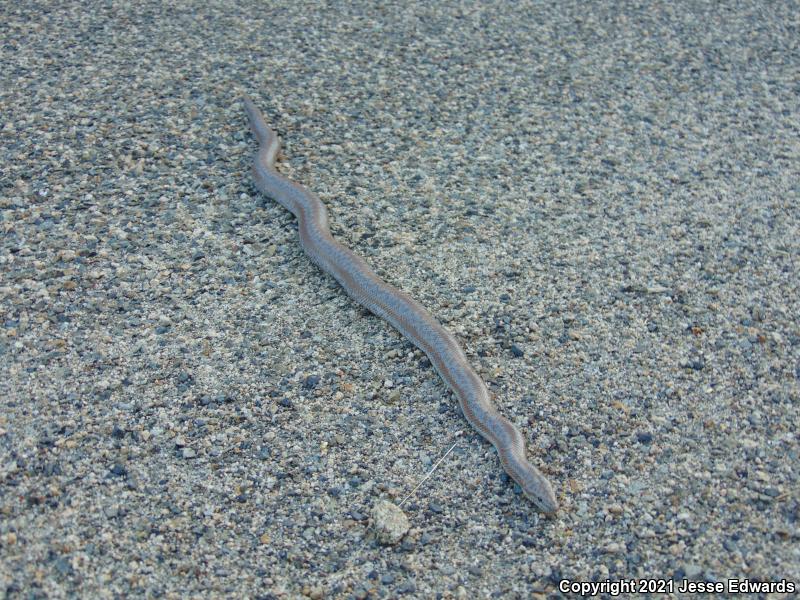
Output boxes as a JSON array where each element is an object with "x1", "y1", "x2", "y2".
[{"x1": 2, "y1": 1, "x2": 799, "y2": 598}]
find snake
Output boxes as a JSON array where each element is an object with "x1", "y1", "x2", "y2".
[{"x1": 242, "y1": 95, "x2": 558, "y2": 514}]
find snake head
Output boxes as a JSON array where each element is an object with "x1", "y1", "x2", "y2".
[{"x1": 521, "y1": 469, "x2": 559, "y2": 515}]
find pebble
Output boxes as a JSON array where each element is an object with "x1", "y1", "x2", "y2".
[
  {"x1": 370, "y1": 500, "x2": 410, "y2": 545},
  {"x1": 683, "y1": 563, "x2": 703, "y2": 579}
]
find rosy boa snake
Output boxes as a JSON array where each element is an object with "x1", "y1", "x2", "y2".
[{"x1": 243, "y1": 96, "x2": 558, "y2": 514}]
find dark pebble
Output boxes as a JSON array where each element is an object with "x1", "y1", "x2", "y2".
[
  {"x1": 109, "y1": 464, "x2": 127, "y2": 477},
  {"x1": 397, "y1": 581, "x2": 416, "y2": 594},
  {"x1": 510, "y1": 344, "x2": 524, "y2": 357},
  {"x1": 636, "y1": 432, "x2": 653, "y2": 444},
  {"x1": 54, "y1": 557, "x2": 73, "y2": 576},
  {"x1": 723, "y1": 539, "x2": 738, "y2": 553},
  {"x1": 302, "y1": 375, "x2": 320, "y2": 389},
  {"x1": 43, "y1": 462, "x2": 62, "y2": 477}
]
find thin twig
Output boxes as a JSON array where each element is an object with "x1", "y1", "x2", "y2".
[{"x1": 399, "y1": 431, "x2": 463, "y2": 508}]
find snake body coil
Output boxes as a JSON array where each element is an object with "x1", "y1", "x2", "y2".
[{"x1": 243, "y1": 96, "x2": 558, "y2": 514}]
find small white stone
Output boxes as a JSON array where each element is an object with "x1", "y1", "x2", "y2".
[
  {"x1": 370, "y1": 500, "x2": 409, "y2": 545},
  {"x1": 604, "y1": 542, "x2": 622, "y2": 553}
]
